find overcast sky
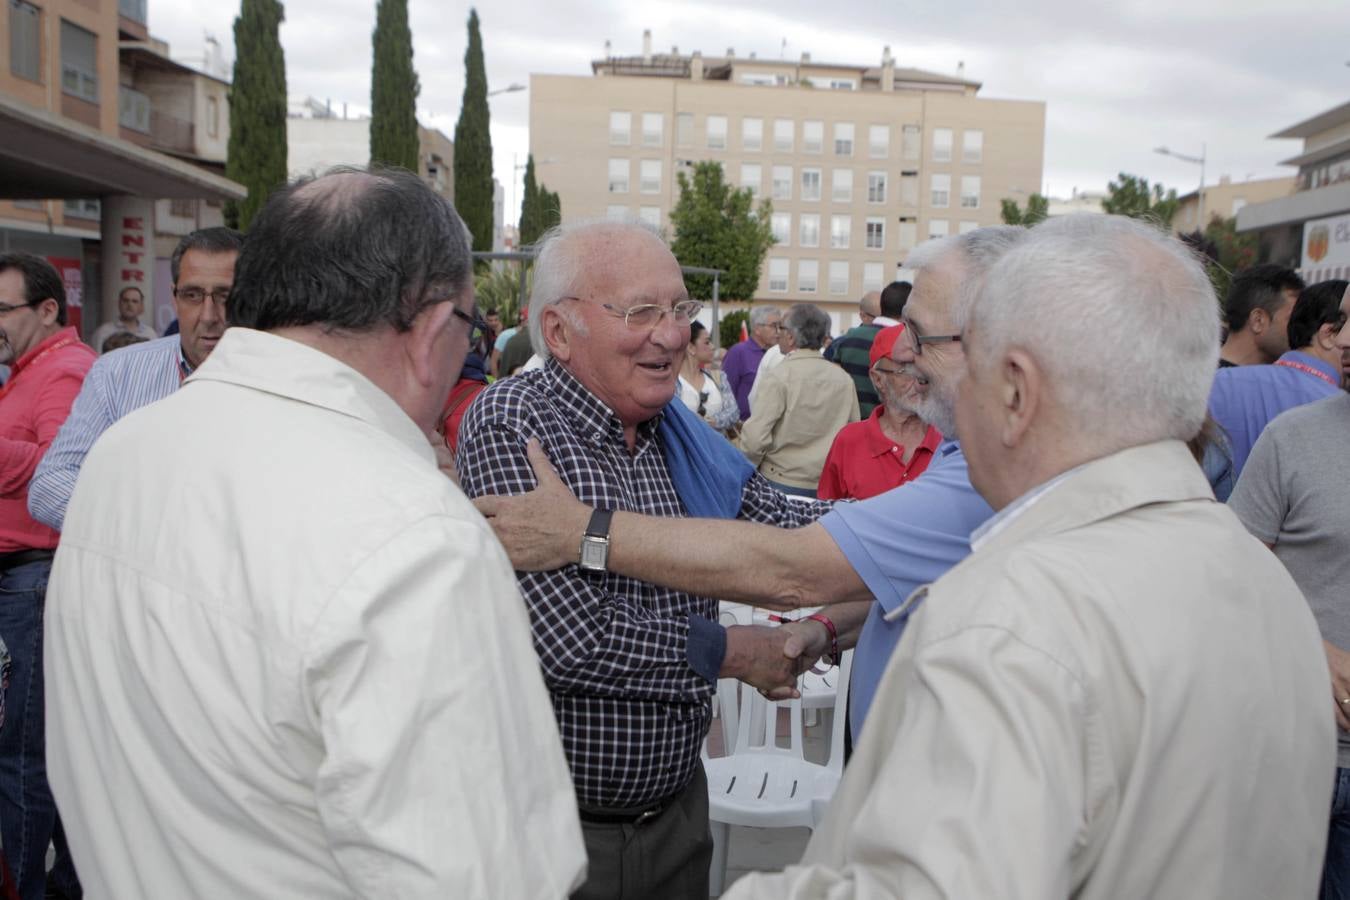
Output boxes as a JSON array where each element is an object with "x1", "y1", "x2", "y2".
[{"x1": 151, "y1": 0, "x2": 1348, "y2": 223}]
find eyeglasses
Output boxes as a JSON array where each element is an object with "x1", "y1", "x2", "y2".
[
  {"x1": 174, "y1": 287, "x2": 231, "y2": 306},
  {"x1": 451, "y1": 305, "x2": 489, "y2": 347},
  {"x1": 560, "y1": 297, "x2": 703, "y2": 329},
  {"x1": 900, "y1": 316, "x2": 961, "y2": 356},
  {"x1": 871, "y1": 364, "x2": 909, "y2": 377},
  {"x1": 0, "y1": 301, "x2": 37, "y2": 316}
]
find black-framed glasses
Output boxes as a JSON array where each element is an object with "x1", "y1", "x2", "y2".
[
  {"x1": 560, "y1": 296, "x2": 703, "y2": 329},
  {"x1": 0, "y1": 300, "x2": 37, "y2": 315},
  {"x1": 452, "y1": 306, "x2": 489, "y2": 347},
  {"x1": 173, "y1": 287, "x2": 231, "y2": 306},
  {"x1": 900, "y1": 316, "x2": 961, "y2": 356}
]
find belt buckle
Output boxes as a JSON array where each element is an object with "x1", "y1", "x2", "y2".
[{"x1": 634, "y1": 806, "x2": 662, "y2": 827}]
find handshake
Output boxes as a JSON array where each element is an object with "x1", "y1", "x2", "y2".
[{"x1": 721, "y1": 617, "x2": 833, "y2": 701}]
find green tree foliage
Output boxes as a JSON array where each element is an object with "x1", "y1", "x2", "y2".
[
  {"x1": 369, "y1": 0, "x2": 420, "y2": 171},
  {"x1": 453, "y1": 9, "x2": 494, "y2": 252},
  {"x1": 719, "y1": 309, "x2": 749, "y2": 348},
  {"x1": 224, "y1": 0, "x2": 288, "y2": 230},
  {"x1": 474, "y1": 263, "x2": 529, "y2": 324},
  {"x1": 669, "y1": 162, "x2": 775, "y2": 301},
  {"x1": 1181, "y1": 215, "x2": 1258, "y2": 303},
  {"x1": 1000, "y1": 193, "x2": 1049, "y2": 226},
  {"x1": 1102, "y1": 173, "x2": 1180, "y2": 226},
  {"x1": 517, "y1": 155, "x2": 561, "y2": 247}
]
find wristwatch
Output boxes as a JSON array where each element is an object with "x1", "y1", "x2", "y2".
[{"x1": 578, "y1": 508, "x2": 614, "y2": 573}]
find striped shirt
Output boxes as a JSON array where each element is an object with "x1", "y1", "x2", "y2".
[
  {"x1": 29, "y1": 336, "x2": 187, "y2": 531},
  {"x1": 457, "y1": 359, "x2": 826, "y2": 808},
  {"x1": 827, "y1": 323, "x2": 883, "y2": 417}
]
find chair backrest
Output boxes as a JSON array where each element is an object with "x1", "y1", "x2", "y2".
[
  {"x1": 733, "y1": 681, "x2": 804, "y2": 760},
  {"x1": 822, "y1": 650, "x2": 853, "y2": 775}
]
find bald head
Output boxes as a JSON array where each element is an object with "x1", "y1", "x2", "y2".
[{"x1": 859, "y1": 291, "x2": 881, "y2": 320}]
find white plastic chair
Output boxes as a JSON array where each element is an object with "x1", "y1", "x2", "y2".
[{"x1": 704, "y1": 651, "x2": 853, "y2": 896}]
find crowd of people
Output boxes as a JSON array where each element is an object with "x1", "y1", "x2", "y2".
[{"x1": 0, "y1": 162, "x2": 1345, "y2": 899}]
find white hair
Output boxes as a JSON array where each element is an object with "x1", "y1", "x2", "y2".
[
  {"x1": 905, "y1": 225, "x2": 1030, "y2": 330},
  {"x1": 968, "y1": 213, "x2": 1219, "y2": 449},
  {"x1": 527, "y1": 218, "x2": 665, "y2": 358},
  {"x1": 748, "y1": 305, "x2": 781, "y2": 328}
]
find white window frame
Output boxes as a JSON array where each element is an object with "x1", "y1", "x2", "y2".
[
  {"x1": 867, "y1": 171, "x2": 887, "y2": 204},
  {"x1": 676, "y1": 112, "x2": 694, "y2": 147},
  {"x1": 799, "y1": 213, "x2": 820, "y2": 248},
  {"x1": 606, "y1": 204, "x2": 628, "y2": 220},
  {"x1": 639, "y1": 206, "x2": 662, "y2": 227},
  {"x1": 832, "y1": 168, "x2": 853, "y2": 203},
  {"x1": 768, "y1": 258, "x2": 789, "y2": 293},
  {"x1": 706, "y1": 115, "x2": 727, "y2": 150},
  {"x1": 868, "y1": 124, "x2": 889, "y2": 159},
  {"x1": 770, "y1": 212, "x2": 791, "y2": 246},
  {"x1": 801, "y1": 167, "x2": 822, "y2": 202},
  {"x1": 740, "y1": 162, "x2": 762, "y2": 197},
  {"x1": 829, "y1": 260, "x2": 849, "y2": 295},
  {"x1": 930, "y1": 174, "x2": 950, "y2": 208},
  {"x1": 830, "y1": 215, "x2": 851, "y2": 249},
  {"x1": 609, "y1": 111, "x2": 631, "y2": 146},
  {"x1": 865, "y1": 217, "x2": 885, "y2": 250},
  {"x1": 960, "y1": 175, "x2": 981, "y2": 209},
  {"x1": 932, "y1": 127, "x2": 953, "y2": 163},
  {"x1": 901, "y1": 124, "x2": 921, "y2": 161},
  {"x1": 798, "y1": 259, "x2": 818, "y2": 294},
  {"x1": 834, "y1": 122, "x2": 854, "y2": 157},
  {"x1": 962, "y1": 129, "x2": 983, "y2": 163},
  {"x1": 928, "y1": 218, "x2": 950, "y2": 239},
  {"x1": 641, "y1": 112, "x2": 664, "y2": 147},
  {"x1": 803, "y1": 120, "x2": 824, "y2": 154},
  {"x1": 771, "y1": 165, "x2": 792, "y2": 201},
  {"x1": 958, "y1": 220, "x2": 979, "y2": 234},
  {"x1": 639, "y1": 159, "x2": 662, "y2": 194},
  {"x1": 773, "y1": 118, "x2": 794, "y2": 152},
  {"x1": 742, "y1": 117, "x2": 763, "y2": 152},
  {"x1": 862, "y1": 261, "x2": 884, "y2": 292},
  {"x1": 608, "y1": 158, "x2": 630, "y2": 193}
]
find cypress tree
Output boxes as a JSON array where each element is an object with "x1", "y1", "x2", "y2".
[
  {"x1": 224, "y1": 0, "x2": 288, "y2": 231},
  {"x1": 452, "y1": 9, "x2": 494, "y2": 252},
  {"x1": 518, "y1": 154, "x2": 540, "y2": 246},
  {"x1": 369, "y1": 0, "x2": 420, "y2": 171}
]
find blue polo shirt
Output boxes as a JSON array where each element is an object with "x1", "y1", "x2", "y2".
[
  {"x1": 1208, "y1": 350, "x2": 1341, "y2": 482},
  {"x1": 819, "y1": 440, "x2": 993, "y2": 737}
]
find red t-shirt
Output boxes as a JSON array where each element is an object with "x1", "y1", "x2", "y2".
[
  {"x1": 0, "y1": 326, "x2": 95, "y2": 551},
  {"x1": 816, "y1": 406, "x2": 942, "y2": 501}
]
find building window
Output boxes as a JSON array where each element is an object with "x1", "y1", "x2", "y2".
[
  {"x1": 676, "y1": 112, "x2": 694, "y2": 147},
  {"x1": 768, "y1": 258, "x2": 789, "y2": 293},
  {"x1": 608, "y1": 158, "x2": 629, "y2": 193},
  {"x1": 10, "y1": 0, "x2": 41, "y2": 83},
  {"x1": 930, "y1": 174, "x2": 950, "y2": 208},
  {"x1": 963, "y1": 129, "x2": 983, "y2": 163},
  {"x1": 829, "y1": 260, "x2": 849, "y2": 295},
  {"x1": 642, "y1": 112, "x2": 663, "y2": 147},
  {"x1": 742, "y1": 117, "x2": 762, "y2": 152},
  {"x1": 928, "y1": 218, "x2": 949, "y2": 239},
  {"x1": 932, "y1": 128, "x2": 953, "y2": 163},
  {"x1": 869, "y1": 125, "x2": 889, "y2": 159},
  {"x1": 606, "y1": 205, "x2": 628, "y2": 220},
  {"x1": 863, "y1": 261, "x2": 884, "y2": 291},
  {"x1": 771, "y1": 165, "x2": 792, "y2": 201},
  {"x1": 901, "y1": 124, "x2": 920, "y2": 161},
  {"x1": 609, "y1": 111, "x2": 631, "y2": 146},
  {"x1": 799, "y1": 213, "x2": 820, "y2": 248},
  {"x1": 60, "y1": 19, "x2": 99, "y2": 103},
  {"x1": 865, "y1": 218, "x2": 885, "y2": 249},
  {"x1": 639, "y1": 206, "x2": 662, "y2": 228},
  {"x1": 639, "y1": 160, "x2": 661, "y2": 194},
  {"x1": 898, "y1": 220, "x2": 917, "y2": 250},
  {"x1": 706, "y1": 115, "x2": 727, "y2": 149},
  {"x1": 801, "y1": 168, "x2": 822, "y2": 202},
  {"x1": 169, "y1": 198, "x2": 197, "y2": 218},
  {"x1": 832, "y1": 169, "x2": 853, "y2": 203},
  {"x1": 206, "y1": 95, "x2": 220, "y2": 138},
  {"x1": 773, "y1": 118, "x2": 793, "y2": 152},
  {"x1": 958, "y1": 220, "x2": 979, "y2": 234},
  {"x1": 867, "y1": 171, "x2": 887, "y2": 204},
  {"x1": 834, "y1": 122, "x2": 854, "y2": 156},
  {"x1": 960, "y1": 175, "x2": 981, "y2": 209},
  {"x1": 771, "y1": 212, "x2": 791, "y2": 246},
  {"x1": 900, "y1": 172, "x2": 919, "y2": 207},
  {"x1": 63, "y1": 198, "x2": 101, "y2": 219},
  {"x1": 740, "y1": 163, "x2": 761, "y2": 197},
  {"x1": 830, "y1": 215, "x2": 851, "y2": 249},
  {"x1": 803, "y1": 120, "x2": 823, "y2": 154},
  {"x1": 798, "y1": 260, "x2": 818, "y2": 294}
]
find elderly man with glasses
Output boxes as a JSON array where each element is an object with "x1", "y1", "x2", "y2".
[{"x1": 457, "y1": 220, "x2": 830, "y2": 900}]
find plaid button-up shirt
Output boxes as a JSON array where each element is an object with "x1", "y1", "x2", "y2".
[{"x1": 458, "y1": 359, "x2": 826, "y2": 808}]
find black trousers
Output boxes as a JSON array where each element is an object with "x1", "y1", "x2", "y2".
[{"x1": 572, "y1": 764, "x2": 713, "y2": 900}]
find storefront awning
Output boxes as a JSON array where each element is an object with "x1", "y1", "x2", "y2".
[{"x1": 0, "y1": 93, "x2": 245, "y2": 201}]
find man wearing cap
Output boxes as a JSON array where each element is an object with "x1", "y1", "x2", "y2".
[
  {"x1": 818, "y1": 323, "x2": 942, "y2": 501},
  {"x1": 0, "y1": 252, "x2": 95, "y2": 900}
]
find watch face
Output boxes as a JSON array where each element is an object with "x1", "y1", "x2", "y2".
[{"x1": 580, "y1": 538, "x2": 608, "y2": 570}]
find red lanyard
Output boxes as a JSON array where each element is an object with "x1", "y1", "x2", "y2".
[
  {"x1": 0, "y1": 336, "x2": 78, "y2": 402},
  {"x1": 1274, "y1": 358, "x2": 1338, "y2": 387}
]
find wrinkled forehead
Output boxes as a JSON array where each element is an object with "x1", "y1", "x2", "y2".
[{"x1": 573, "y1": 229, "x2": 687, "y2": 305}]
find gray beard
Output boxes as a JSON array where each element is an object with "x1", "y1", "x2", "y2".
[{"x1": 914, "y1": 392, "x2": 957, "y2": 438}]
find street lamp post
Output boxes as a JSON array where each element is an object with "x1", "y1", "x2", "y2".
[
  {"x1": 1154, "y1": 143, "x2": 1207, "y2": 231},
  {"x1": 487, "y1": 83, "x2": 526, "y2": 98}
]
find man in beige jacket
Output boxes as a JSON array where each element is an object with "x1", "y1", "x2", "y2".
[{"x1": 726, "y1": 214, "x2": 1335, "y2": 898}]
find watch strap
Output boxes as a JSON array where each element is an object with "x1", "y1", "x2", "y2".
[{"x1": 585, "y1": 507, "x2": 614, "y2": 539}]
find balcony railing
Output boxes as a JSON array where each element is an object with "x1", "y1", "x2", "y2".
[
  {"x1": 118, "y1": 0, "x2": 147, "y2": 24},
  {"x1": 119, "y1": 85, "x2": 150, "y2": 133},
  {"x1": 149, "y1": 110, "x2": 195, "y2": 155}
]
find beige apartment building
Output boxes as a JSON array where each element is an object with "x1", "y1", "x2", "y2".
[
  {"x1": 529, "y1": 38, "x2": 1045, "y2": 327},
  {"x1": 1170, "y1": 174, "x2": 1295, "y2": 234}
]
